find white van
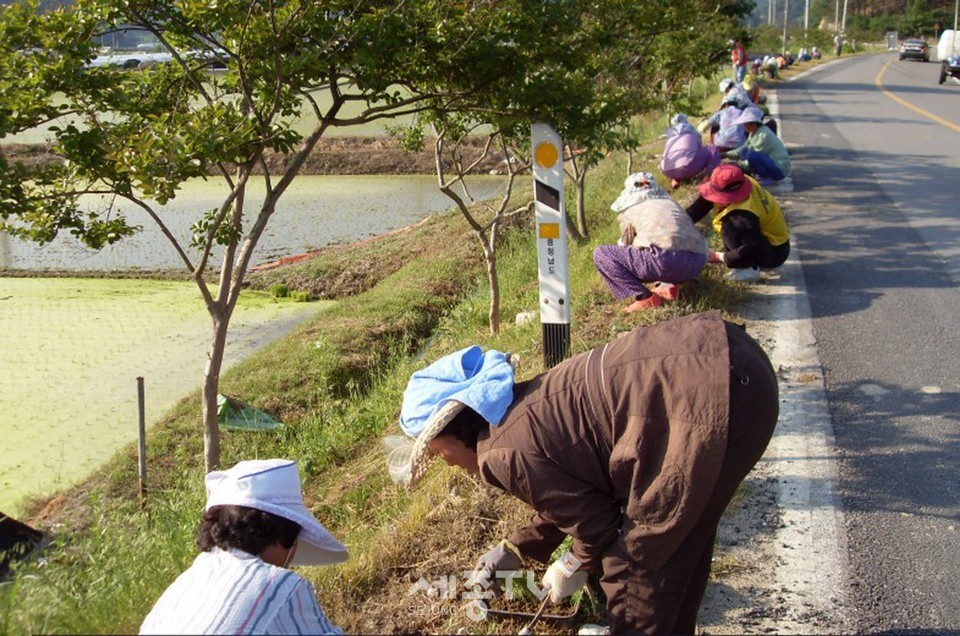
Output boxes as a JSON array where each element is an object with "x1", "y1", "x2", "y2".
[{"x1": 937, "y1": 30, "x2": 960, "y2": 61}]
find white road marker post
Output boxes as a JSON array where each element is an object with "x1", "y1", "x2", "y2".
[{"x1": 531, "y1": 123, "x2": 570, "y2": 368}]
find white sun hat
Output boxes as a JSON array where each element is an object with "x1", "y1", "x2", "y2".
[
  {"x1": 732, "y1": 105, "x2": 764, "y2": 125},
  {"x1": 609, "y1": 172, "x2": 670, "y2": 212},
  {"x1": 383, "y1": 345, "x2": 517, "y2": 489},
  {"x1": 205, "y1": 459, "x2": 348, "y2": 566}
]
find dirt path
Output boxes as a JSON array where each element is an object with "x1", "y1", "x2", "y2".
[{"x1": 1, "y1": 135, "x2": 504, "y2": 176}]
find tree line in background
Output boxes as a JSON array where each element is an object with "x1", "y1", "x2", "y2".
[
  {"x1": 838, "y1": 0, "x2": 958, "y2": 40},
  {"x1": 753, "y1": 0, "x2": 958, "y2": 41}
]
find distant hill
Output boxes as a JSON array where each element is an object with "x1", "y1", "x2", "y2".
[{"x1": 750, "y1": 0, "x2": 959, "y2": 29}]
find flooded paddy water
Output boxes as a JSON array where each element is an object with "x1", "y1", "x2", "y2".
[
  {"x1": 0, "y1": 174, "x2": 506, "y2": 514},
  {"x1": 1, "y1": 175, "x2": 506, "y2": 271},
  {"x1": 0, "y1": 278, "x2": 321, "y2": 514}
]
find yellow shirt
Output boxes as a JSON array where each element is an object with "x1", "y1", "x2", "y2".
[{"x1": 711, "y1": 177, "x2": 789, "y2": 246}]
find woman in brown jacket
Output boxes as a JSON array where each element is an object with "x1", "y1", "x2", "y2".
[{"x1": 384, "y1": 311, "x2": 779, "y2": 634}]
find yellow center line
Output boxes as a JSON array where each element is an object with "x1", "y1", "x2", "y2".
[{"x1": 875, "y1": 57, "x2": 960, "y2": 133}]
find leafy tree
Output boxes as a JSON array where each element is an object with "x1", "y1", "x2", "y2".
[
  {"x1": 396, "y1": 1, "x2": 749, "y2": 334},
  {"x1": 424, "y1": 116, "x2": 532, "y2": 335},
  {"x1": 557, "y1": 1, "x2": 749, "y2": 241},
  {"x1": 0, "y1": 0, "x2": 615, "y2": 470}
]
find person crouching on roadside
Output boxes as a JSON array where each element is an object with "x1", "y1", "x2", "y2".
[
  {"x1": 659, "y1": 114, "x2": 719, "y2": 188},
  {"x1": 593, "y1": 172, "x2": 709, "y2": 312},
  {"x1": 724, "y1": 106, "x2": 790, "y2": 185},
  {"x1": 140, "y1": 459, "x2": 347, "y2": 635},
  {"x1": 697, "y1": 93, "x2": 746, "y2": 152},
  {"x1": 686, "y1": 164, "x2": 790, "y2": 282},
  {"x1": 741, "y1": 74, "x2": 763, "y2": 106},
  {"x1": 382, "y1": 311, "x2": 780, "y2": 635}
]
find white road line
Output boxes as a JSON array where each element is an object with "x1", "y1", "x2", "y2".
[{"x1": 760, "y1": 89, "x2": 852, "y2": 632}]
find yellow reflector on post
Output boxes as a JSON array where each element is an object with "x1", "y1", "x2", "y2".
[
  {"x1": 538, "y1": 223, "x2": 560, "y2": 239},
  {"x1": 534, "y1": 141, "x2": 559, "y2": 169}
]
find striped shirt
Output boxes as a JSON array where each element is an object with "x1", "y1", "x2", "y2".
[{"x1": 140, "y1": 547, "x2": 342, "y2": 635}]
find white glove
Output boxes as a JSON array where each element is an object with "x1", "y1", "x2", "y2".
[
  {"x1": 467, "y1": 540, "x2": 523, "y2": 589},
  {"x1": 697, "y1": 119, "x2": 711, "y2": 134},
  {"x1": 542, "y1": 551, "x2": 589, "y2": 604}
]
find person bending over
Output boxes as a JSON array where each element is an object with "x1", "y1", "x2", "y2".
[
  {"x1": 384, "y1": 311, "x2": 779, "y2": 635},
  {"x1": 593, "y1": 172, "x2": 709, "y2": 312}
]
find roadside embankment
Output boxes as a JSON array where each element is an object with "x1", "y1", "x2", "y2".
[
  {"x1": 2, "y1": 63, "x2": 836, "y2": 634},
  {"x1": 2, "y1": 136, "x2": 752, "y2": 634}
]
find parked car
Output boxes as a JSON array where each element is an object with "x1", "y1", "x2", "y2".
[
  {"x1": 900, "y1": 39, "x2": 930, "y2": 62},
  {"x1": 939, "y1": 53, "x2": 960, "y2": 84}
]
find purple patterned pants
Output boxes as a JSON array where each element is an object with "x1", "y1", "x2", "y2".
[{"x1": 593, "y1": 245, "x2": 707, "y2": 300}]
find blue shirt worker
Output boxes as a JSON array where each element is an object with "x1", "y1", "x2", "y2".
[{"x1": 724, "y1": 106, "x2": 791, "y2": 184}]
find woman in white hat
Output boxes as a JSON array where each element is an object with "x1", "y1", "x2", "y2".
[
  {"x1": 592, "y1": 172, "x2": 709, "y2": 312},
  {"x1": 384, "y1": 311, "x2": 779, "y2": 634},
  {"x1": 697, "y1": 94, "x2": 747, "y2": 152},
  {"x1": 140, "y1": 459, "x2": 347, "y2": 635}
]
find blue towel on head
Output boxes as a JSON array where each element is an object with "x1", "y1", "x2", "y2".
[{"x1": 399, "y1": 345, "x2": 515, "y2": 438}]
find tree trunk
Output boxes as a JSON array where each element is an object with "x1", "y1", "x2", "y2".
[
  {"x1": 199, "y1": 177, "x2": 247, "y2": 472},
  {"x1": 203, "y1": 308, "x2": 230, "y2": 472},
  {"x1": 483, "y1": 236, "x2": 500, "y2": 334},
  {"x1": 574, "y1": 174, "x2": 588, "y2": 240},
  {"x1": 564, "y1": 147, "x2": 589, "y2": 242}
]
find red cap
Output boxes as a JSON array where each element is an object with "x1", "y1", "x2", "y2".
[{"x1": 697, "y1": 164, "x2": 753, "y2": 205}]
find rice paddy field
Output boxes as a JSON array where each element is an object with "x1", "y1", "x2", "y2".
[{"x1": 0, "y1": 277, "x2": 322, "y2": 515}]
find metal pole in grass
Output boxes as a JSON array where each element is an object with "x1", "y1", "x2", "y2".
[
  {"x1": 531, "y1": 123, "x2": 570, "y2": 368},
  {"x1": 137, "y1": 376, "x2": 147, "y2": 510},
  {"x1": 782, "y1": 0, "x2": 789, "y2": 54}
]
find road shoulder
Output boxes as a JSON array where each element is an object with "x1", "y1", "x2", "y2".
[{"x1": 697, "y1": 86, "x2": 852, "y2": 634}]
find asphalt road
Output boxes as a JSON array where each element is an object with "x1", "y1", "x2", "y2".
[{"x1": 777, "y1": 54, "x2": 960, "y2": 633}]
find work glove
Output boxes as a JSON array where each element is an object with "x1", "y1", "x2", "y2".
[
  {"x1": 467, "y1": 539, "x2": 523, "y2": 590},
  {"x1": 620, "y1": 224, "x2": 636, "y2": 247},
  {"x1": 696, "y1": 119, "x2": 711, "y2": 134},
  {"x1": 709, "y1": 251, "x2": 726, "y2": 264},
  {"x1": 542, "y1": 551, "x2": 589, "y2": 604}
]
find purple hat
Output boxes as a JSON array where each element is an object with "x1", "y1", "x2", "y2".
[{"x1": 732, "y1": 106, "x2": 764, "y2": 125}]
